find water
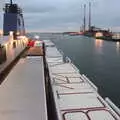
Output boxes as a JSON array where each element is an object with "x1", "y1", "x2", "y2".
[{"x1": 30, "y1": 33, "x2": 120, "y2": 107}]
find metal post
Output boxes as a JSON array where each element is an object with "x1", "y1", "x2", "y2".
[
  {"x1": 83, "y1": 4, "x2": 86, "y2": 32},
  {"x1": 10, "y1": 0, "x2": 13, "y2": 4},
  {"x1": 89, "y1": 2, "x2": 91, "y2": 30}
]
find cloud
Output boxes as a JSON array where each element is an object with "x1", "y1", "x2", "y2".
[
  {"x1": 23, "y1": 5, "x2": 57, "y2": 13},
  {"x1": 1, "y1": 0, "x2": 120, "y2": 32}
]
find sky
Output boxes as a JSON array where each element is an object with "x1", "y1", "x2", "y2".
[{"x1": 0, "y1": 0, "x2": 120, "y2": 32}]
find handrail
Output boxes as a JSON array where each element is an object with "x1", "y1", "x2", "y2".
[
  {"x1": 82, "y1": 74, "x2": 98, "y2": 91},
  {"x1": 105, "y1": 97, "x2": 120, "y2": 117}
]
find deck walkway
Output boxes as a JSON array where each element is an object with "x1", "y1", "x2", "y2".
[
  {"x1": 0, "y1": 56, "x2": 47, "y2": 120},
  {"x1": 44, "y1": 40, "x2": 120, "y2": 120}
]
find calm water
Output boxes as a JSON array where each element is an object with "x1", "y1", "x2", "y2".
[{"x1": 31, "y1": 33, "x2": 120, "y2": 107}]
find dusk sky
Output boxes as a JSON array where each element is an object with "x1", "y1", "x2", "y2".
[{"x1": 0, "y1": 0, "x2": 120, "y2": 32}]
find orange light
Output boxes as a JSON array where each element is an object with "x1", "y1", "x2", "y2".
[
  {"x1": 95, "y1": 39, "x2": 103, "y2": 48},
  {"x1": 95, "y1": 32, "x2": 103, "y2": 37}
]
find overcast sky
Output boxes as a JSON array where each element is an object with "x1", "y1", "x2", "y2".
[{"x1": 0, "y1": 0, "x2": 120, "y2": 32}]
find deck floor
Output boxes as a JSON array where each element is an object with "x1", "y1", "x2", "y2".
[{"x1": 0, "y1": 56, "x2": 47, "y2": 120}]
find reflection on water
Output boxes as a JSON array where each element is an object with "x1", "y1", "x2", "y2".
[
  {"x1": 116, "y1": 42, "x2": 120, "y2": 54},
  {"x1": 95, "y1": 39, "x2": 103, "y2": 54},
  {"x1": 95, "y1": 39, "x2": 103, "y2": 48}
]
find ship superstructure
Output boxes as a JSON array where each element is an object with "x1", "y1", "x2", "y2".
[
  {"x1": 0, "y1": 0, "x2": 28, "y2": 81},
  {"x1": 3, "y1": 0, "x2": 25, "y2": 38}
]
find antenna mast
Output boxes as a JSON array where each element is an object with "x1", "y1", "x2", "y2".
[
  {"x1": 83, "y1": 4, "x2": 86, "y2": 32},
  {"x1": 89, "y1": 2, "x2": 91, "y2": 30}
]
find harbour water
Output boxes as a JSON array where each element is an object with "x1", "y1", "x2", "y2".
[{"x1": 30, "y1": 33, "x2": 120, "y2": 108}]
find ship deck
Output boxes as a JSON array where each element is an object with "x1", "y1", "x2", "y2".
[
  {"x1": 0, "y1": 55, "x2": 47, "y2": 120},
  {"x1": 44, "y1": 40, "x2": 120, "y2": 120},
  {"x1": 0, "y1": 38, "x2": 120, "y2": 120}
]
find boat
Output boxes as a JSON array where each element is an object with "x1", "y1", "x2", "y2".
[
  {"x1": 81, "y1": 3, "x2": 120, "y2": 42},
  {"x1": 84, "y1": 26, "x2": 113, "y2": 39},
  {"x1": 95, "y1": 31, "x2": 120, "y2": 42},
  {"x1": 0, "y1": 0, "x2": 120, "y2": 120},
  {"x1": 0, "y1": 0, "x2": 28, "y2": 81}
]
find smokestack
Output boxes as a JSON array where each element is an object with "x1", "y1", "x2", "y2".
[
  {"x1": 83, "y1": 4, "x2": 86, "y2": 32},
  {"x1": 89, "y1": 2, "x2": 91, "y2": 30}
]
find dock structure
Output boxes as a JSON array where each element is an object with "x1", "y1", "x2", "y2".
[
  {"x1": 44, "y1": 40, "x2": 120, "y2": 120},
  {"x1": 0, "y1": 44, "x2": 47, "y2": 120}
]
